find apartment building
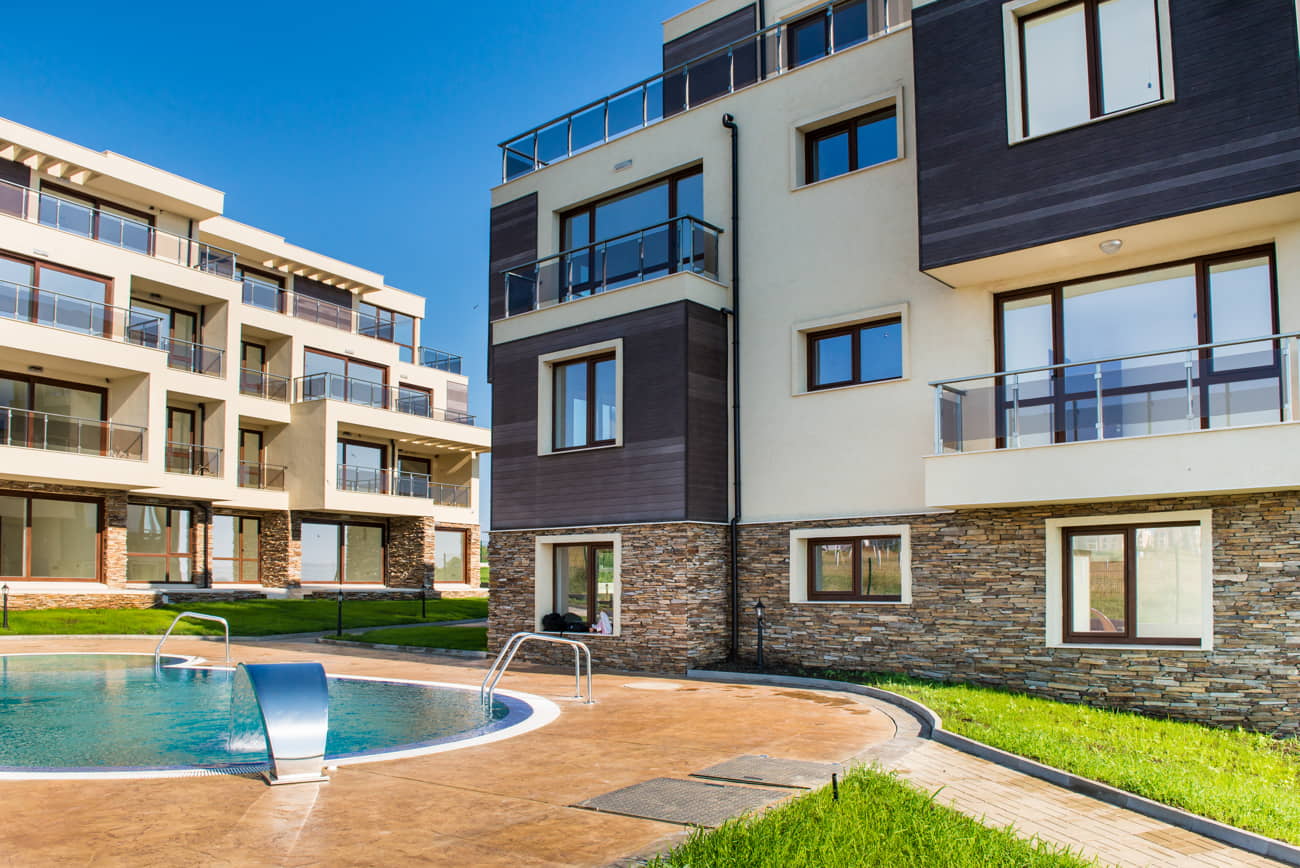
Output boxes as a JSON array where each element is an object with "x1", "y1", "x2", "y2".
[
  {"x1": 0, "y1": 118, "x2": 488, "y2": 607},
  {"x1": 486, "y1": 0, "x2": 1300, "y2": 732}
]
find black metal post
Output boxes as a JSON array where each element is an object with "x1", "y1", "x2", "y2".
[
  {"x1": 2, "y1": 584, "x2": 8, "y2": 630},
  {"x1": 755, "y1": 599, "x2": 765, "y2": 671},
  {"x1": 335, "y1": 586, "x2": 343, "y2": 638},
  {"x1": 421, "y1": 582, "x2": 427, "y2": 620},
  {"x1": 831, "y1": 772, "x2": 839, "y2": 801}
]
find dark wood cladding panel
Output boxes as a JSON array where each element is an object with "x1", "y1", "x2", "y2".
[
  {"x1": 293, "y1": 275, "x2": 352, "y2": 308},
  {"x1": 685, "y1": 302, "x2": 729, "y2": 520},
  {"x1": 491, "y1": 300, "x2": 728, "y2": 530},
  {"x1": 913, "y1": 0, "x2": 1300, "y2": 271},
  {"x1": 488, "y1": 193, "x2": 538, "y2": 324},
  {"x1": 0, "y1": 159, "x2": 30, "y2": 187},
  {"x1": 663, "y1": 4, "x2": 759, "y2": 116}
]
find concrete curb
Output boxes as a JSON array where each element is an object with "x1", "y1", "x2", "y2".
[
  {"x1": 687, "y1": 669, "x2": 1300, "y2": 867},
  {"x1": 0, "y1": 618, "x2": 489, "y2": 644},
  {"x1": 317, "y1": 638, "x2": 488, "y2": 659}
]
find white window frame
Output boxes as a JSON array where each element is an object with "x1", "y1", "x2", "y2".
[
  {"x1": 790, "y1": 302, "x2": 908, "y2": 396},
  {"x1": 533, "y1": 532, "x2": 622, "y2": 636},
  {"x1": 788, "y1": 524, "x2": 912, "y2": 604},
  {"x1": 536, "y1": 338, "x2": 624, "y2": 456},
  {"x1": 1045, "y1": 509, "x2": 1214, "y2": 650},
  {"x1": 1003, "y1": 0, "x2": 1175, "y2": 144},
  {"x1": 789, "y1": 86, "x2": 905, "y2": 190}
]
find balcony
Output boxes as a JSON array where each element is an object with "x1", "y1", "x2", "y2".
[
  {"x1": 0, "y1": 406, "x2": 146, "y2": 460},
  {"x1": 238, "y1": 460, "x2": 286, "y2": 490},
  {"x1": 123, "y1": 327, "x2": 224, "y2": 377},
  {"x1": 499, "y1": 216, "x2": 721, "y2": 319},
  {"x1": 164, "y1": 442, "x2": 222, "y2": 477},
  {"x1": 0, "y1": 179, "x2": 237, "y2": 277},
  {"x1": 239, "y1": 368, "x2": 290, "y2": 401},
  {"x1": 1, "y1": 280, "x2": 161, "y2": 343},
  {"x1": 499, "y1": 0, "x2": 908, "y2": 181},
  {"x1": 417, "y1": 347, "x2": 463, "y2": 374},
  {"x1": 294, "y1": 373, "x2": 476, "y2": 425},
  {"x1": 336, "y1": 466, "x2": 471, "y2": 507},
  {"x1": 925, "y1": 333, "x2": 1300, "y2": 508}
]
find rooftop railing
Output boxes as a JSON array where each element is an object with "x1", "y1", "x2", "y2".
[
  {"x1": 499, "y1": 215, "x2": 722, "y2": 319},
  {"x1": 165, "y1": 442, "x2": 222, "y2": 476},
  {"x1": 499, "y1": 0, "x2": 909, "y2": 181},
  {"x1": 0, "y1": 178, "x2": 238, "y2": 278},
  {"x1": 336, "y1": 466, "x2": 471, "y2": 507},
  {"x1": 238, "y1": 460, "x2": 287, "y2": 490},
  {"x1": 294, "y1": 373, "x2": 476, "y2": 425},
  {"x1": 417, "y1": 347, "x2": 463, "y2": 374},
  {"x1": 239, "y1": 368, "x2": 291, "y2": 401},
  {"x1": 931, "y1": 333, "x2": 1298, "y2": 454},
  {"x1": 0, "y1": 405, "x2": 146, "y2": 460}
]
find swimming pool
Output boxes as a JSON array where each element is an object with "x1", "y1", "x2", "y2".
[{"x1": 0, "y1": 653, "x2": 557, "y2": 778}]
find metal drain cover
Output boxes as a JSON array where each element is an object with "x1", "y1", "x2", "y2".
[
  {"x1": 691, "y1": 755, "x2": 844, "y2": 789},
  {"x1": 574, "y1": 777, "x2": 789, "y2": 827}
]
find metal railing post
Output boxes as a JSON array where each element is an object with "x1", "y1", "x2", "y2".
[
  {"x1": 933, "y1": 385, "x2": 943, "y2": 455},
  {"x1": 684, "y1": 62, "x2": 691, "y2": 109},
  {"x1": 1185, "y1": 352, "x2": 1197, "y2": 430},
  {"x1": 1010, "y1": 375, "x2": 1021, "y2": 448},
  {"x1": 1094, "y1": 363, "x2": 1105, "y2": 440},
  {"x1": 1283, "y1": 338, "x2": 1294, "y2": 422}
]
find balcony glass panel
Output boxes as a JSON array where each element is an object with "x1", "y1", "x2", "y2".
[{"x1": 570, "y1": 104, "x2": 606, "y2": 154}]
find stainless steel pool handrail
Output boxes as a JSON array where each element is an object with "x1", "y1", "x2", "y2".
[
  {"x1": 154, "y1": 611, "x2": 231, "y2": 667},
  {"x1": 481, "y1": 632, "x2": 593, "y2": 706}
]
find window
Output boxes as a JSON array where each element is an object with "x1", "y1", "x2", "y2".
[
  {"x1": 1063, "y1": 522, "x2": 1201, "y2": 644},
  {"x1": 0, "y1": 493, "x2": 99, "y2": 580},
  {"x1": 357, "y1": 302, "x2": 417, "y2": 362},
  {"x1": 434, "y1": 529, "x2": 467, "y2": 583},
  {"x1": 239, "y1": 266, "x2": 285, "y2": 312},
  {"x1": 302, "y1": 349, "x2": 388, "y2": 408},
  {"x1": 38, "y1": 183, "x2": 153, "y2": 254},
  {"x1": 213, "y1": 515, "x2": 260, "y2": 583},
  {"x1": 553, "y1": 354, "x2": 617, "y2": 450},
  {"x1": 337, "y1": 439, "x2": 387, "y2": 492},
  {"x1": 807, "y1": 536, "x2": 902, "y2": 601},
  {"x1": 0, "y1": 254, "x2": 113, "y2": 338},
  {"x1": 995, "y1": 248, "x2": 1278, "y2": 446},
  {"x1": 553, "y1": 543, "x2": 614, "y2": 629},
  {"x1": 807, "y1": 317, "x2": 902, "y2": 390},
  {"x1": 805, "y1": 108, "x2": 898, "y2": 184},
  {"x1": 785, "y1": 1, "x2": 905, "y2": 68},
  {"x1": 301, "y1": 521, "x2": 384, "y2": 583},
  {"x1": 0, "y1": 372, "x2": 107, "y2": 454},
  {"x1": 165, "y1": 407, "x2": 210, "y2": 475},
  {"x1": 129, "y1": 299, "x2": 210, "y2": 373},
  {"x1": 1017, "y1": 0, "x2": 1165, "y2": 138},
  {"x1": 126, "y1": 504, "x2": 193, "y2": 583}
]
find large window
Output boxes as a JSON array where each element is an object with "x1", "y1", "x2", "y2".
[
  {"x1": 0, "y1": 372, "x2": 107, "y2": 454},
  {"x1": 786, "y1": 0, "x2": 908, "y2": 68},
  {"x1": 126, "y1": 504, "x2": 194, "y2": 583},
  {"x1": 1063, "y1": 522, "x2": 1201, "y2": 644},
  {"x1": 804, "y1": 107, "x2": 898, "y2": 184},
  {"x1": 553, "y1": 543, "x2": 614, "y2": 631},
  {"x1": 302, "y1": 349, "x2": 388, "y2": 407},
  {"x1": 1018, "y1": 0, "x2": 1165, "y2": 137},
  {"x1": 807, "y1": 317, "x2": 902, "y2": 390},
  {"x1": 301, "y1": 521, "x2": 384, "y2": 583},
  {"x1": 0, "y1": 254, "x2": 113, "y2": 337},
  {"x1": 357, "y1": 302, "x2": 417, "y2": 362},
  {"x1": 38, "y1": 183, "x2": 153, "y2": 254},
  {"x1": 337, "y1": 440, "x2": 387, "y2": 492},
  {"x1": 807, "y1": 536, "x2": 902, "y2": 601},
  {"x1": 553, "y1": 354, "x2": 617, "y2": 451},
  {"x1": 995, "y1": 249, "x2": 1278, "y2": 445},
  {"x1": 434, "y1": 529, "x2": 467, "y2": 583},
  {"x1": 0, "y1": 493, "x2": 99, "y2": 580},
  {"x1": 213, "y1": 515, "x2": 260, "y2": 584}
]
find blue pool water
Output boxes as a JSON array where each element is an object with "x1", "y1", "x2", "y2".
[{"x1": 0, "y1": 654, "x2": 527, "y2": 773}]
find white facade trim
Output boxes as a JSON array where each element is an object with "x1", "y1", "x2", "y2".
[
  {"x1": 532, "y1": 532, "x2": 623, "y2": 635},
  {"x1": 535, "y1": 338, "x2": 624, "y2": 456},
  {"x1": 788, "y1": 523, "x2": 913, "y2": 604}
]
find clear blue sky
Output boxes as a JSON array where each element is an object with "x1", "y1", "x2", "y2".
[{"x1": 2, "y1": 0, "x2": 692, "y2": 531}]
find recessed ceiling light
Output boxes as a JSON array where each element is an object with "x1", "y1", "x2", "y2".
[{"x1": 1099, "y1": 239, "x2": 1123, "y2": 255}]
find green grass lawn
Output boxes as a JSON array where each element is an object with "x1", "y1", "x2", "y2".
[
  {"x1": 818, "y1": 669, "x2": 1300, "y2": 845},
  {"x1": 480, "y1": 565, "x2": 489, "y2": 586},
  {"x1": 2, "y1": 598, "x2": 487, "y2": 637},
  {"x1": 649, "y1": 766, "x2": 1092, "y2": 868},
  {"x1": 338, "y1": 624, "x2": 487, "y2": 651}
]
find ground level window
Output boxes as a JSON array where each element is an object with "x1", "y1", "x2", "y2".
[
  {"x1": 213, "y1": 515, "x2": 260, "y2": 583},
  {"x1": 0, "y1": 493, "x2": 99, "y2": 580},
  {"x1": 553, "y1": 543, "x2": 614, "y2": 631},
  {"x1": 808, "y1": 536, "x2": 901, "y2": 601},
  {"x1": 434, "y1": 529, "x2": 467, "y2": 583},
  {"x1": 301, "y1": 521, "x2": 384, "y2": 583},
  {"x1": 1064, "y1": 522, "x2": 1201, "y2": 644},
  {"x1": 126, "y1": 504, "x2": 194, "y2": 583}
]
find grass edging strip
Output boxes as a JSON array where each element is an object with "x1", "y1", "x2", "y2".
[
  {"x1": 687, "y1": 669, "x2": 1300, "y2": 867},
  {"x1": 317, "y1": 637, "x2": 487, "y2": 658}
]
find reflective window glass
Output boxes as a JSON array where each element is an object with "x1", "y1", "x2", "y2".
[{"x1": 1022, "y1": 4, "x2": 1091, "y2": 136}]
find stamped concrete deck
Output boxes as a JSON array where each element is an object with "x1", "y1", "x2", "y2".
[{"x1": 0, "y1": 637, "x2": 893, "y2": 867}]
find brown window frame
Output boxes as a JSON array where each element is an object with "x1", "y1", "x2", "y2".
[
  {"x1": 806, "y1": 535, "x2": 903, "y2": 602},
  {"x1": 552, "y1": 352, "x2": 617, "y2": 452},
  {"x1": 804, "y1": 106, "x2": 898, "y2": 184},
  {"x1": 212, "y1": 514, "x2": 261, "y2": 584},
  {"x1": 560, "y1": 167, "x2": 703, "y2": 251},
  {"x1": 552, "y1": 542, "x2": 614, "y2": 625},
  {"x1": 1062, "y1": 521, "x2": 1201, "y2": 646},
  {"x1": 434, "y1": 527, "x2": 469, "y2": 584},
  {"x1": 299, "y1": 519, "x2": 388, "y2": 584},
  {"x1": 1017, "y1": 0, "x2": 1165, "y2": 138},
  {"x1": 125, "y1": 503, "x2": 196, "y2": 584},
  {"x1": 0, "y1": 251, "x2": 116, "y2": 338},
  {"x1": 806, "y1": 317, "x2": 902, "y2": 390},
  {"x1": 337, "y1": 438, "x2": 388, "y2": 493},
  {"x1": 0, "y1": 490, "x2": 103, "y2": 582},
  {"x1": 0, "y1": 370, "x2": 109, "y2": 454},
  {"x1": 357, "y1": 301, "x2": 417, "y2": 361},
  {"x1": 39, "y1": 182, "x2": 156, "y2": 253}
]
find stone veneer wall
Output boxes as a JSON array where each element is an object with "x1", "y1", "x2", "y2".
[
  {"x1": 257, "y1": 510, "x2": 292, "y2": 587},
  {"x1": 489, "y1": 522, "x2": 730, "y2": 672},
  {"x1": 737, "y1": 491, "x2": 1300, "y2": 735},
  {"x1": 388, "y1": 516, "x2": 436, "y2": 587}
]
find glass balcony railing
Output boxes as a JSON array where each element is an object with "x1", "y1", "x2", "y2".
[
  {"x1": 239, "y1": 368, "x2": 291, "y2": 401},
  {"x1": 0, "y1": 406, "x2": 146, "y2": 460},
  {"x1": 417, "y1": 347, "x2": 463, "y2": 374},
  {"x1": 0, "y1": 280, "x2": 164, "y2": 343},
  {"x1": 499, "y1": 216, "x2": 721, "y2": 319},
  {"x1": 931, "y1": 334, "x2": 1299, "y2": 454},
  {"x1": 294, "y1": 373, "x2": 476, "y2": 425},
  {"x1": 165, "y1": 442, "x2": 222, "y2": 476},
  {"x1": 336, "y1": 465, "x2": 471, "y2": 506},
  {"x1": 238, "y1": 460, "x2": 287, "y2": 490},
  {"x1": 0, "y1": 179, "x2": 238, "y2": 277},
  {"x1": 500, "y1": 0, "x2": 909, "y2": 181},
  {"x1": 123, "y1": 326, "x2": 224, "y2": 377}
]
